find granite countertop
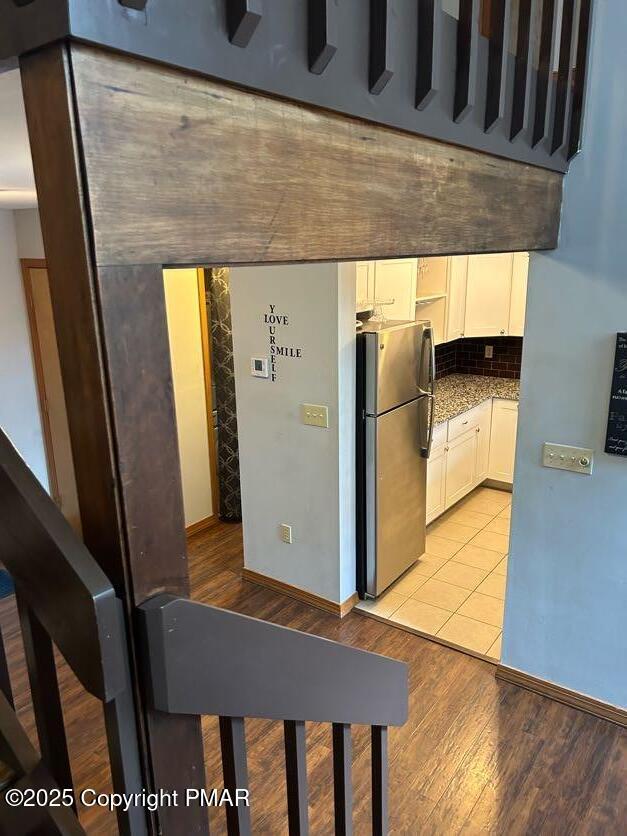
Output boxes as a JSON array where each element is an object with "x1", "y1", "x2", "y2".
[{"x1": 434, "y1": 374, "x2": 520, "y2": 425}]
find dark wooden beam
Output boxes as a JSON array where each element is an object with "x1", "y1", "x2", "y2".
[
  {"x1": 20, "y1": 44, "x2": 208, "y2": 836},
  {"x1": 454, "y1": 0, "x2": 479, "y2": 123},
  {"x1": 415, "y1": 0, "x2": 442, "y2": 110},
  {"x1": 69, "y1": 43, "x2": 562, "y2": 267}
]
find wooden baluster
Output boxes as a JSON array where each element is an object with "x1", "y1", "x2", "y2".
[
  {"x1": 371, "y1": 726, "x2": 388, "y2": 836},
  {"x1": 220, "y1": 716, "x2": 252, "y2": 835},
  {"x1": 550, "y1": 0, "x2": 576, "y2": 153},
  {"x1": 567, "y1": 0, "x2": 593, "y2": 160},
  {"x1": 284, "y1": 720, "x2": 308, "y2": 835},
  {"x1": 510, "y1": 0, "x2": 533, "y2": 140},
  {"x1": 532, "y1": 0, "x2": 557, "y2": 146},
  {"x1": 0, "y1": 623, "x2": 13, "y2": 708},
  {"x1": 16, "y1": 595, "x2": 74, "y2": 805},
  {"x1": 332, "y1": 723, "x2": 352, "y2": 836},
  {"x1": 416, "y1": 0, "x2": 442, "y2": 110},
  {"x1": 484, "y1": 0, "x2": 511, "y2": 132},
  {"x1": 454, "y1": 0, "x2": 479, "y2": 123}
]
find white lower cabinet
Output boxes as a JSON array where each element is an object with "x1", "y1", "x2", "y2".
[
  {"x1": 445, "y1": 429, "x2": 477, "y2": 507},
  {"x1": 488, "y1": 399, "x2": 519, "y2": 483},
  {"x1": 426, "y1": 397, "x2": 514, "y2": 524},
  {"x1": 426, "y1": 443, "x2": 447, "y2": 524}
]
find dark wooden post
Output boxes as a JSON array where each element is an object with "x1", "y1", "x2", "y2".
[{"x1": 19, "y1": 45, "x2": 208, "y2": 835}]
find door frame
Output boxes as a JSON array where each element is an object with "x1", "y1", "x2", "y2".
[{"x1": 20, "y1": 258, "x2": 61, "y2": 507}]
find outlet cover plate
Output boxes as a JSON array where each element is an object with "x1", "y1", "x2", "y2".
[
  {"x1": 301, "y1": 404, "x2": 329, "y2": 428},
  {"x1": 542, "y1": 443, "x2": 594, "y2": 475}
]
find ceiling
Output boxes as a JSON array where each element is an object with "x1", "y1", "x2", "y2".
[{"x1": 0, "y1": 69, "x2": 37, "y2": 209}]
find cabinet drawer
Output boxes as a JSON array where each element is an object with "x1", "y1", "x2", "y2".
[
  {"x1": 448, "y1": 400, "x2": 491, "y2": 442},
  {"x1": 432, "y1": 422, "x2": 448, "y2": 452}
]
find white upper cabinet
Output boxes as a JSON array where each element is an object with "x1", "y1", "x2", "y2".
[
  {"x1": 508, "y1": 252, "x2": 529, "y2": 336},
  {"x1": 464, "y1": 254, "x2": 514, "y2": 337},
  {"x1": 356, "y1": 261, "x2": 375, "y2": 312},
  {"x1": 444, "y1": 256, "x2": 468, "y2": 342},
  {"x1": 373, "y1": 258, "x2": 417, "y2": 322}
]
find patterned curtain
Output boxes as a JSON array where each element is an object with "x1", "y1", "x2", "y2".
[{"x1": 206, "y1": 268, "x2": 242, "y2": 522}]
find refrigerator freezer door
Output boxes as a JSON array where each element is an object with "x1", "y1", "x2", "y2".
[
  {"x1": 365, "y1": 399, "x2": 427, "y2": 597},
  {"x1": 365, "y1": 322, "x2": 427, "y2": 416}
]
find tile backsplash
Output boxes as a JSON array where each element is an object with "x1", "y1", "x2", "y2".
[{"x1": 435, "y1": 337, "x2": 523, "y2": 380}]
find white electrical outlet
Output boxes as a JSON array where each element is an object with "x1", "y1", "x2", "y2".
[
  {"x1": 485, "y1": 345, "x2": 494, "y2": 359},
  {"x1": 280, "y1": 524, "x2": 293, "y2": 544}
]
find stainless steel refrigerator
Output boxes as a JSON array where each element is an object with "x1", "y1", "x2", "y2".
[{"x1": 356, "y1": 320, "x2": 435, "y2": 599}]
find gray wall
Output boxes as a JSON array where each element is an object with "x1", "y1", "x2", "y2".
[
  {"x1": 503, "y1": 1, "x2": 627, "y2": 709},
  {"x1": 230, "y1": 263, "x2": 356, "y2": 604},
  {"x1": 0, "y1": 208, "x2": 48, "y2": 490}
]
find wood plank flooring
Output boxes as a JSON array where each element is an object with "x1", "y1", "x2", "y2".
[{"x1": 1, "y1": 520, "x2": 625, "y2": 834}]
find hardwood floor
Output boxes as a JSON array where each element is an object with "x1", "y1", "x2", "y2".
[{"x1": 1, "y1": 520, "x2": 625, "y2": 834}]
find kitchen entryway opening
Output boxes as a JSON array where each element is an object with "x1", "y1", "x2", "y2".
[{"x1": 195, "y1": 253, "x2": 525, "y2": 664}]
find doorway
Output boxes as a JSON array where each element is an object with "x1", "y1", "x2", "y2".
[{"x1": 21, "y1": 259, "x2": 81, "y2": 532}]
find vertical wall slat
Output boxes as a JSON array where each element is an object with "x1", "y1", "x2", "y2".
[
  {"x1": 369, "y1": 0, "x2": 394, "y2": 95},
  {"x1": 454, "y1": 0, "x2": 479, "y2": 123},
  {"x1": 551, "y1": 0, "x2": 576, "y2": 153},
  {"x1": 227, "y1": 0, "x2": 262, "y2": 48},
  {"x1": 371, "y1": 726, "x2": 388, "y2": 836},
  {"x1": 510, "y1": 0, "x2": 533, "y2": 139},
  {"x1": 567, "y1": 0, "x2": 593, "y2": 160},
  {"x1": 532, "y1": 0, "x2": 557, "y2": 146},
  {"x1": 16, "y1": 595, "x2": 74, "y2": 804},
  {"x1": 332, "y1": 723, "x2": 352, "y2": 836},
  {"x1": 416, "y1": 0, "x2": 442, "y2": 110},
  {"x1": 284, "y1": 720, "x2": 308, "y2": 835},
  {"x1": 220, "y1": 716, "x2": 252, "y2": 835},
  {"x1": 485, "y1": 0, "x2": 512, "y2": 132},
  {"x1": 308, "y1": 0, "x2": 338, "y2": 75}
]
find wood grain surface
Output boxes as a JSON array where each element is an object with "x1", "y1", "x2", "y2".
[
  {"x1": 2, "y1": 521, "x2": 625, "y2": 835},
  {"x1": 69, "y1": 44, "x2": 563, "y2": 268}
]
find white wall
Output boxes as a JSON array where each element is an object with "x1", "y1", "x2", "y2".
[
  {"x1": 0, "y1": 209, "x2": 48, "y2": 489},
  {"x1": 163, "y1": 268, "x2": 215, "y2": 528},
  {"x1": 14, "y1": 208, "x2": 44, "y2": 259},
  {"x1": 230, "y1": 263, "x2": 356, "y2": 604},
  {"x1": 503, "y1": 1, "x2": 627, "y2": 708}
]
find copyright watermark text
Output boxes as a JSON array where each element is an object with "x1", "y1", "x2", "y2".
[{"x1": 4, "y1": 787, "x2": 249, "y2": 813}]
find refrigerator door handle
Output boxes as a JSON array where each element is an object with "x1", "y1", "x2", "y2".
[
  {"x1": 418, "y1": 325, "x2": 436, "y2": 397},
  {"x1": 421, "y1": 394, "x2": 436, "y2": 458}
]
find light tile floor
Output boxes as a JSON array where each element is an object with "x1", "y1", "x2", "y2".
[{"x1": 356, "y1": 487, "x2": 511, "y2": 662}]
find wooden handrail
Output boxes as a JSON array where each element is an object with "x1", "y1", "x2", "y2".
[{"x1": 139, "y1": 594, "x2": 408, "y2": 726}]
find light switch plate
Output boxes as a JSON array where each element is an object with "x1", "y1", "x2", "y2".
[
  {"x1": 280, "y1": 524, "x2": 293, "y2": 544},
  {"x1": 301, "y1": 404, "x2": 329, "y2": 428},
  {"x1": 542, "y1": 443, "x2": 594, "y2": 475}
]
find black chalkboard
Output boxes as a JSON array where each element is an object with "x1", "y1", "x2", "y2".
[{"x1": 605, "y1": 333, "x2": 627, "y2": 456}]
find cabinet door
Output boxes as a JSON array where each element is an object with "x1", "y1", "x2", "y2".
[
  {"x1": 474, "y1": 401, "x2": 493, "y2": 484},
  {"x1": 464, "y1": 254, "x2": 514, "y2": 337},
  {"x1": 445, "y1": 429, "x2": 477, "y2": 508},
  {"x1": 445, "y1": 256, "x2": 468, "y2": 342},
  {"x1": 374, "y1": 259, "x2": 417, "y2": 321},
  {"x1": 509, "y1": 252, "x2": 529, "y2": 336},
  {"x1": 488, "y1": 400, "x2": 519, "y2": 483},
  {"x1": 426, "y1": 444, "x2": 447, "y2": 524},
  {"x1": 356, "y1": 261, "x2": 375, "y2": 311}
]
